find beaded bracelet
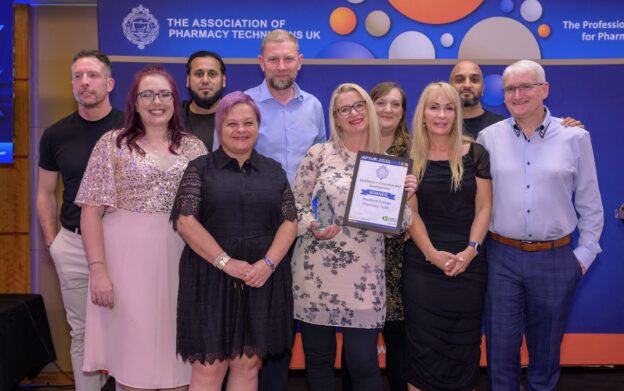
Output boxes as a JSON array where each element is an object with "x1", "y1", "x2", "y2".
[{"x1": 88, "y1": 261, "x2": 105, "y2": 267}]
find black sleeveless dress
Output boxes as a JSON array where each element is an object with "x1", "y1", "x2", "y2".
[{"x1": 402, "y1": 143, "x2": 491, "y2": 391}]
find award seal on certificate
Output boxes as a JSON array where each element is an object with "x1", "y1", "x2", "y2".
[{"x1": 344, "y1": 151, "x2": 412, "y2": 234}]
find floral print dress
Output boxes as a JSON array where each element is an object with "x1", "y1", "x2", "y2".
[
  {"x1": 292, "y1": 142, "x2": 411, "y2": 329},
  {"x1": 384, "y1": 136, "x2": 411, "y2": 322}
]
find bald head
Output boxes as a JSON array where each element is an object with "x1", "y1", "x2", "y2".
[{"x1": 450, "y1": 60, "x2": 484, "y2": 107}]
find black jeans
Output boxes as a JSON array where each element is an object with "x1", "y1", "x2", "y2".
[
  {"x1": 383, "y1": 320, "x2": 407, "y2": 391},
  {"x1": 258, "y1": 349, "x2": 292, "y2": 391},
  {"x1": 300, "y1": 321, "x2": 383, "y2": 391},
  {"x1": 342, "y1": 321, "x2": 407, "y2": 391}
]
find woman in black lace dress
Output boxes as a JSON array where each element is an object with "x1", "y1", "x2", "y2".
[
  {"x1": 403, "y1": 82, "x2": 492, "y2": 391},
  {"x1": 171, "y1": 91, "x2": 297, "y2": 391}
]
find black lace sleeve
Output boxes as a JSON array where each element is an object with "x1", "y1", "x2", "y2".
[
  {"x1": 281, "y1": 184, "x2": 297, "y2": 223},
  {"x1": 170, "y1": 162, "x2": 202, "y2": 230},
  {"x1": 471, "y1": 143, "x2": 492, "y2": 180}
]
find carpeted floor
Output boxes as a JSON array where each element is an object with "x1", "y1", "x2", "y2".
[{"x1": 12, "y1": 367, "x2": 624, "y2": 390}]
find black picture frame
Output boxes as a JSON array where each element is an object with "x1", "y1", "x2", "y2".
[{"x1": 343, "y1": 151, "x2": 413, "y2": 234}]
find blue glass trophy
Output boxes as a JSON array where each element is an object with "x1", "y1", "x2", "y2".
[{"x1": 312, "y1": 186, "x2": 334, "y2": 230}]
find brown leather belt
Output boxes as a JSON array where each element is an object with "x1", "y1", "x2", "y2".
[{"x1": 488, "y1": 232, "x2": 571, "y2": 252}]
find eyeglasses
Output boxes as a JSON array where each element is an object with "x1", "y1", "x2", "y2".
[
  {"x1": 336, "y1": 101, "x2": 366, "y2": 116},
  {"x1": 503, "y1": 83, "x2": 544, "y2": 95},
  {"x1": 136, "y1": 90, "x2": 174, "y2": 102}
]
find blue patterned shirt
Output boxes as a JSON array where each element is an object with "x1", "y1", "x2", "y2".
[{"x1": 477, "y1": 107, "x2": 603, "y2": 269}]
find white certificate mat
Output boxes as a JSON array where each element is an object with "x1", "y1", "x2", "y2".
[{"x1": 344, "y1": 151, "x2": 412, "y2": 234}]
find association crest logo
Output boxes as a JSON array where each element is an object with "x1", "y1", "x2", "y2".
[
  {"x1": 376, "y1": 165, "x2": 389, "y2": 180},
  {"x1": 122, "y1": 5, "x2": 159, "y2": 50}
]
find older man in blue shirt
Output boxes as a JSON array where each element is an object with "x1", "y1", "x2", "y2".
[
  {"x1": 245, "y1": 29, "x2": 326, "y2": 390},
  {"x1": 477, "y1": 60, "x2": 603, "y2": 391}
]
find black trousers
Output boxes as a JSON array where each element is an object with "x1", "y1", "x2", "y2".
[
  {"x1": 300, "y1": 321, "x2": 383, "y2": 391},
  {"x1": 258, "y1": 342, "x2": 293, "y2": 391},
  {"x1": 383, "y1": 320, "x2": 407, "y2": 391},
  {"x1": 342, "y1": 320, "x2": 407, "y2": 391}
]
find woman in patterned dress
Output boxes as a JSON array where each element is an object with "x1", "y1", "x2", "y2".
[
  {"x1": 371, "y1": 82, "x2": 412, "y2": 391},
  {"x1": 292, "y1": 83, "x2": 416, "y2": 391},
  {"x1": 76, "y1": 65, "x2": 207, "y2": 390}
]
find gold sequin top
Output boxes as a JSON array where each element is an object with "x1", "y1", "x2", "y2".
[{"x1": 75, "y1": 129, "x2": 208, "y2": 214}]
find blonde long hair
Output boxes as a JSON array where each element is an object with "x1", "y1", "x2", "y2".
[
  {"x1": 328, "y1": 83, "x2": 383, "y2": 154},
  {"x1": 410, "y1": 82, "x2": 469, "y2": 191}
]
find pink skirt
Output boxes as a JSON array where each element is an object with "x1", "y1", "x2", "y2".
[{"x1": 83, "y1": 210, "x2": 191, "y2": 388}]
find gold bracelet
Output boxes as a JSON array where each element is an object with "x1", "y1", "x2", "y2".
[
  {"x1": 213, "y1": 252, "x2": 226, "y2": 266},
  {"x1": 214, "y1": 252, "x2": 231, "y2": 270}
]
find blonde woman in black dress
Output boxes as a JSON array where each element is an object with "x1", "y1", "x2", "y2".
[{"x1": 403, "y1": 82, "x2": 492, "y2": 391}]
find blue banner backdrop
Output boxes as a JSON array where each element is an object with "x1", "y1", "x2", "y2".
[{"x1": 99, "y1": 0, "x2": 624, "y2": 59}]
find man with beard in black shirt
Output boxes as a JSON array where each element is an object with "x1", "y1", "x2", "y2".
[
  {"x1": 449, "y1": 60, "x2": 505, "y2": 139},
  {"x1": 180, "y1": 50, "x2": 227, "y2": 151}
]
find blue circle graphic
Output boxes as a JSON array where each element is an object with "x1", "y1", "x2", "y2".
[
  {"x1": 500, "y1": 0, "x2": 514, "y2": 13},
  {"x1": 482, "y1": 74, "x2": 504, "y2": 106},
  {"x1": 316, "y1": 41, "x2": 375, "y2": 59}
]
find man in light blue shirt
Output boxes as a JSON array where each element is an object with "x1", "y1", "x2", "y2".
[
  {"x1": 245, "y1": 29, "x2": 326, "y2": 185},
  {"x1": 477, "y1": 60, "x2": 603, "y2": 391},
  {"x1": 245, "y1": 29, "x2": 326, "y2": 390}
]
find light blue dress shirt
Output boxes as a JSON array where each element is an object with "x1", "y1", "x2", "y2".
[
  {"x1": 245, "y1": 80, "x2": 326, "y2": 184},
  {"x1": 477, "y1": 107, "x2": 603, "y2": 269}
]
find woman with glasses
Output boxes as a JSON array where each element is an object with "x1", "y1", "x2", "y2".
[
  {"x1": 292, "y1": 83, "x2": 415, "y2": 391},
  {"x1": 76, "y1": 65, "x2": 207, "y2": 390},
  {"x1": 402, "y1": 82, "x2": 492, "y2": 391}
]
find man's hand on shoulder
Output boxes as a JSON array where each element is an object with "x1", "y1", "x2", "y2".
[{"x1": 561, "y1": 117, "x2": 585, "y2": 129}]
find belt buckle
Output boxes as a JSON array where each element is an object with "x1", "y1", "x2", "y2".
[{"x1": 519, "y1": 240, "x2": 539, "y2": 251}]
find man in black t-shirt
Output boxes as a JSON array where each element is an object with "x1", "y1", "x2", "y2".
[
  {"x1": 179, "y1": 50, "x2": 227, "y2": 151},
  {"x1": 36, "y1": 50, "x2": 123, "y2": 391},
  {"x1": 449, "y1": 60, "x2": 505, "y2": 139}
]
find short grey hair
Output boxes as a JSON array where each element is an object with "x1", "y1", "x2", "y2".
[
  {"x1": 503, "y1": 60, "x2": 546, "y2": 83},
  {"x1": 261, "y1": 29, "x2": 299, "y2": 54}
]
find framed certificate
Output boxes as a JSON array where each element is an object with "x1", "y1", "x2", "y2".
[{"x1": 344, "y1": 151, "x2": 413, "y2": 234}]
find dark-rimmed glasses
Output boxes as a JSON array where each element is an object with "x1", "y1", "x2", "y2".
[
  {"x1": 136, "y1": 90, "x2": 174, "y2": 102},
  {"x1": 336, "y1": 101, "x2": 366, "y2": 116}
]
